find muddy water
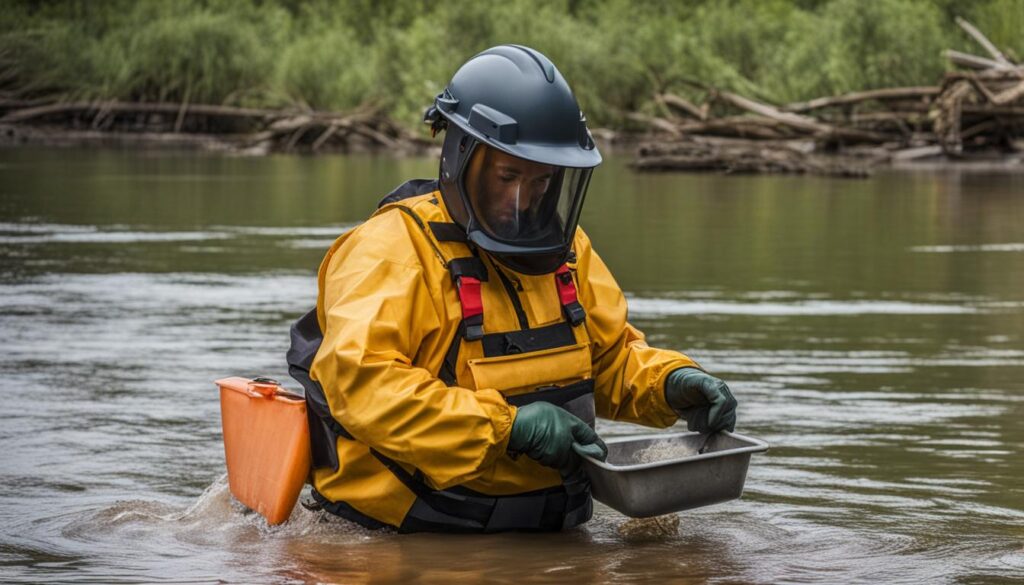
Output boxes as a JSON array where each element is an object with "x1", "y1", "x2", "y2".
[{"x1": 1, "y1": 149, "x2": 1022, "y2": 584}]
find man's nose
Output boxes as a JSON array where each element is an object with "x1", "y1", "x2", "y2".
[
  {"x1": 517, "y1": 192, "x2": 531, "y2": 211},
  {"x1": 513, "y1": 182, "x2": 539, "y2": 211}
]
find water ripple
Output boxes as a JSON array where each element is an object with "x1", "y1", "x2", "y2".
[
  {"x1": 628, "y1": 297, "x2": 987, "y2": 316},
  {"x1": 910, "y1": 243, "x2": 1024, "y2": 253}
]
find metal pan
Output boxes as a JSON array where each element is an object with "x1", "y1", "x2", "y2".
[{"x1": 577, "y1": 431, "x2": 769, "y2": 518}]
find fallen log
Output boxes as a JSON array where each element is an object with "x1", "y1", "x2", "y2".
[
  {"x1": 626, "y1": 111, "x2": 683, "y2": 136},
  {"x1": 0, "y1": 123, "x2": 267, "y2": 153},
  {"x1": 351, "y1": 122, "x2": 402, "y2": 148},
  {"x1": 847, "y1": 111, "x2": 929, "y2": 124},
  {"x1": 310, "y1": 123, "x2": 339, "y2": 152},
  {"x1": 783, "y1": 87, "x2": 939, "y2": 113},
  {"x1": 961, "y1": 119, "x2": 1003, "y2": 140},
  {"x1": 890, "y1": 145, "x2": 943, "y2": 161},
  {"x1": 671, "y1": 133, "x2": 816, "y2": 152},
  {"x1": 955, "y1": 16, "x2": 1014, "y2": 68},
  {"x1": 0, "y1": 99, "x2": 430, "y2": 155},
  {"x1": 992, "y1": 80, "x2": 1024, "y2": 106},
  {"x1": 656, "y1": 93, "x2": 707, "y2": 120},
  {"x1": 715, "y1": 91, "x2": 893, "y2": 143},
  {"x1": 945, "y1": 68, "x2": 1024, "y2": 82},
  {"x1": 0, "y1": 97, "x2": 57, "y2": 113},
  {"x1": 630, "y1": 18, "x2": 1020, "y2": 176},
  {"x1": 0, "y1": 101, "x2": 279, "y2": 124},
  {"x1": 633, "y1": 136, "x2": 871, "y2": 177},
  {"x1": 944, "y1": 50, "x2": 1012, "y2": 71},
  {"x1": 267, "y1": 114, "x2": 315, "y2": 133},
  {"x1": 963, "y1": 105, "x2": 1024, "y2": 116},
  {"x1": 676, "y1": 115, "x2": 799, "y2": 140}
]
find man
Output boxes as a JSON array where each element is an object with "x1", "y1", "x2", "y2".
[{"x1": 287, "y1": 45, "x2": 737, "y2": 533}]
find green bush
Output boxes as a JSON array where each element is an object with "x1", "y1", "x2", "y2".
[
  {"x1": 686, "y1": 0, "x2": 809, "y2": 101},
  {"x1": 112, "y1": 4, "x2": 285, "y2": 105},
  {"x1": 814, "y1": 0, "x2": 952, "y2": 94},
  {"x1": 0, "y1": 0, "x2": 1016, "y2": 129},
  {"x1": 0, "y1": 19, "x2": 121, "y2": 99},
  {"x1": 277, "y1": 27, "x2": 376, "y2": 110}
]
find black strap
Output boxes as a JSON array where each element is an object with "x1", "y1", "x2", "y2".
[
  {"x1": 372, "y1": 442, "x2": 589, "y2": 532},
  {"x1": 287, "y1": 308, "x2": 350, "y2": 471},
  {"x1": 448, "y1": 257, "x2": 488, "y2": 282},
  {"x1": 367, "y1": 449, "x2": 496, "y2": 525},
  {"x1": 480, "y1": 321, "x2": 576, "y2": 357},
  {"x1": 438, "y1": 321, "x2": 464, "y2": 386},
  {"x1": 563, "y1": 301, "x2": 586, "y2": 327},
  {"x1": 397, "y1": 483, "x2": 586, "y2": 533},
  {"x1": 505, "y1": 379, "x2": 595, "y2": 408},
  {"x1": 429, "y1": 221, "x2": 468, "y2": 243},
  {"x1": 463, "y1": 315, "x2": 484, "y2": 342}
]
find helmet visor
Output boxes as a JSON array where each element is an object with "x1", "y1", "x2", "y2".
[{"x1": 463, "y1": 145, "x2": 591, "y2": 249}]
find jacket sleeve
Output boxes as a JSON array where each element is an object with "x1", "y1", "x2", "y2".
[
  {"x1": 574, "y1": 229, "x2": 700, "y2": 428},
  {"x1": 310, "y1": 211, "x2": 515, "y2": 490}
]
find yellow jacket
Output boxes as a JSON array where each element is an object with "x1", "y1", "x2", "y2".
[{"x1": 308, "y1": 184, "x2": 698, "y2": 529}]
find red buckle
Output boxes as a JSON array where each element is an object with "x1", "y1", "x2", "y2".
[
  {"x1": 555, "y1": 265, "x2": 578, "y2": 306},
  {"x1": 455, "y1": 276, "x2": 485, "y2": 340},
  {"x1": 555, "y1": 264, "x2": 586, "y2": 326},
  {"x1": 456, "y1": 276, "x2": 483, "y2": 319}
]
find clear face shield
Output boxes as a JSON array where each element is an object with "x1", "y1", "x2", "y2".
[{"x1": 459, "y1": 144, "x2": 592, "y2": 271}]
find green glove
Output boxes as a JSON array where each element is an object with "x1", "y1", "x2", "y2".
[
  {"x1": 665, "y1": 367, "x2": 738, "y2": 433},
  {"x1": 508, "y1": 402, "x2": 608, "y2": 470}
]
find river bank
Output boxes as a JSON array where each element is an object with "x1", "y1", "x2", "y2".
[
  {"x1": 5, "y1": 16, "x2": 1022, "y2": 177},
  {"x1": 0, "y1": 100, "x2": 433, "y2": 156},
  {"x1": 629, "y1": 18, "x2": 1024, "y2": 178},
  {"x1": 4, "y1": 95, "x2": 1021, "y2": 179},
  {"x1": 3, "y1": 1, "x2": 1023, "y2": 177}
]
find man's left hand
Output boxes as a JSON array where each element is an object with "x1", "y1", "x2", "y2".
[{"x1": 664, "y1": 368, "x2": 738, "y2": 433}]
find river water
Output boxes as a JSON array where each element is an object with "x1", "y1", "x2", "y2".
[{"x1": 0, "y1": 148, "x2": 1021, "y2": 584}]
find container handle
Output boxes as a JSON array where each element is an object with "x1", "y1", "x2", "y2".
[{"x1": 248, "y1": 377, "x2": 280, "y2": 398}]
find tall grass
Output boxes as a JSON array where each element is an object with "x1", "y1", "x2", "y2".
[{"x1": 0, "y1": 0, "x2": 1020, "y2": 129}]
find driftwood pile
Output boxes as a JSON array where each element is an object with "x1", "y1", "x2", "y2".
[
  {"x1": 0, "y1": 100, "x2": 431, "y2": 155},
  {"x1": 633, "y1": 17, "x2": 1024, "y2": 177}
]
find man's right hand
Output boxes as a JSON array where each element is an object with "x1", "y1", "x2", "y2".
[{"x1": 508, "y1": 402, "x2": 607, "y2": 470}]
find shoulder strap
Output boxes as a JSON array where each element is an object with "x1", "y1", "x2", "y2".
[
  {"x1": 286, "y1": 308, "x2": 352, "y2": 472},
  {"x1": 429, "y1": 221, "x2": 468, "y2": 243}
]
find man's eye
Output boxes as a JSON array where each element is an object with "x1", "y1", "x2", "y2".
[{"x1": 499, "y1": 175, "x2": 516, "y2": 182}]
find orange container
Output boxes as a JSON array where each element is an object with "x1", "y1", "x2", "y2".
[{"x1": 216, "y1": 376, "x2": 311, "y2": 525}]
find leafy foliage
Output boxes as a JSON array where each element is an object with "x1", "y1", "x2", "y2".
[{"x1": 0, "y1": 0, "x2": 1019, "y2": 130}]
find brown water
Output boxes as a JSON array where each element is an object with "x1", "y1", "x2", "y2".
[{"x1": 1, "y1": 148, "x2": 1022, "y2": 584}]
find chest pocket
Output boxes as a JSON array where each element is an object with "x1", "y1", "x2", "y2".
[
  {"x1": 467, "y1": 341, "x2": 592, "y2": 397},
  {"x1": 467, "y1": 341, "x2": 595, "y2": 429}
]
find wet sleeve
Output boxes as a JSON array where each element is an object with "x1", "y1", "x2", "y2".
[
  {"x1": 310, "y1": 213, "x2": 515, "y2": 490},
  {"x1": 574, "y1": 230, "x2": 699, "y2": 428}
]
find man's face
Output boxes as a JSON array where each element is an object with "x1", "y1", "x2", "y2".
[{"x1": 466, "y1": 147, "x2": 555, "y2": 239}]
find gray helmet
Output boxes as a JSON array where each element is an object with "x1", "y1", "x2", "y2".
[{"x1": 425, "y1": 44, "x2": 602, "y2": 275}]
